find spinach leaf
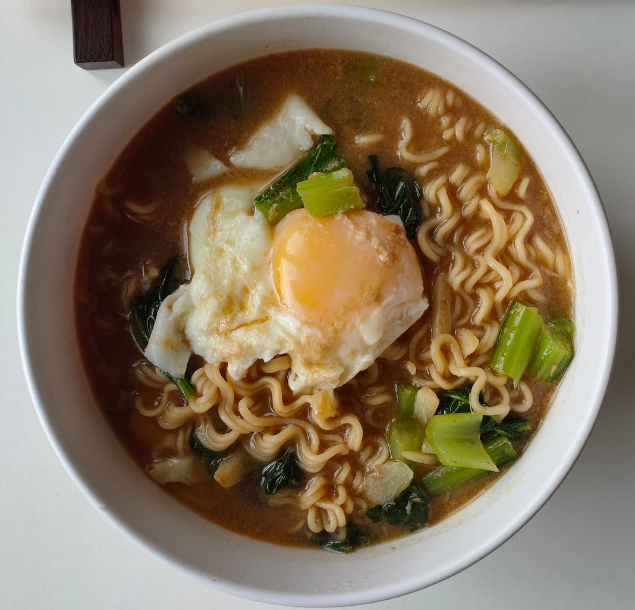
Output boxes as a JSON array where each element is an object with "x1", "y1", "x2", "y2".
[
  {"x1": 312, "y1": 522, "x2": 370, "y2": 554},
  {"x1": 437, "y1": 387, "x2": 472, "y2": 415},
  {"x1": 130, "y1": 256, "x2": 194, "y2": 402},
  {"x1": 366, "y1": 155, "x2": 423, "y2": 238},
  {"x1": 131, "y1": 256, "x2": 178, "y2": 344},
  {"x1": 261, "y1": 449, "x2": 302, "y2": 495},
  {"x1": 488, "y1": 418, "x2": 532, "y2": 440},
  {"x1": 190, "y1": 434, "x2": 224, "y2": 473},
  {"x1": 437, "y1": 387, "x2": 531, "y2": 440},
  {"x1": 254, "y1": 135, "x2": 347, "y2": 225},
  {"x1": 366, "y1": 484, "x2": 428, "y2": 529}
]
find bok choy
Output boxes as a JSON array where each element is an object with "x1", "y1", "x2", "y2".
[
  {"x1": 254, "y1": 135, "x2": 347, "y2": 225},
  {"x1": 420, "y1": 434, "x2": 517, "y2": 497},
  {"x1": 489, "y1": 300, "x2": 543, "y2": 383},
  {"x1": 485, "y1": 128, "x2": 522, "y2": 196},
  {"x1": 426, "y1": 413, "x2": 497, "y2": 471},
  {"x1": 438, "y1": 387, "x2": 532, "y2": 440},
  {"x1": 528, "y1": 321, "x2": 574, "y2": 382},
  {"x1": 296, "y1": 168, "x2": 365, "y2": 216}
]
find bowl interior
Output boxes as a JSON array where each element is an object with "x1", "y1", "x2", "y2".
[{"x1": 19, "y1": 5, "x2": 616, "y2": 607}]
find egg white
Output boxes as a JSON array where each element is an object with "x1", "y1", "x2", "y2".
[{"x1": 145, "y1": 95, "x2": 428, "y2": 393}]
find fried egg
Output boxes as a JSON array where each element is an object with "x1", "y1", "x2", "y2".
[{"x1": 145, "y1": 95, "x2": 428, "y2": 393}]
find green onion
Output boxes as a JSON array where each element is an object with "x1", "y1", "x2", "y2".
[
  {"x1": 296, "y1": 168, "x2": 364, "y2": 217},
  {"x1": 395, "y1": 382, "x2": 418, "y2": 418},
  {"x1": 388, "y1": 418, "x2": 426, "y2": 462},
  {"x1": 254, "y1": 135, "x2": 347, "y2": 225},
  {"x1": 365, "y1": 484, "x2": 428, "y2": 529},
  {"x1": 529, "y1": 322, "x2": 574, "y2": 382},
  {"x1": 490, "y1": 300, "x2": 543, "y2": 383},
  {"x1": 426, "y1": 413, "x2": 497, "y2": 471},
  {"x1": 420, "y1": 434, "x2": 516, "y2": 497},
  {"x1": 485, "y1": 128, "x2": 522, "y2": 196}
]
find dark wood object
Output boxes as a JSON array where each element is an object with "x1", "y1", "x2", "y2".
[{"x1": 71, "y1": 0, "x2": 124, "y2": 69}]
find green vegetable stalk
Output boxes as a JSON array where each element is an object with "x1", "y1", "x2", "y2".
[
  {"x1": 529, "y1": 321, "x2": 574, "y2": 382},
  {"x1": 438, "y1": 386, "x2": 531, "y2": 440},
  {"x1": 254, "y1": 135, "x2": 347, "y2": 225},
  {"x1": 426, "y1": 413, "x2": 497, "y2": 471},
  {"x1": 490, "y1": 300, "x2": 543, "y2": 383},
  {"x1": 296, "y1": 168, "x2": 365, "y2": 217},
  {"x1": 485, "y1": 128, "x2": 522, "y2": 196},
  {"x1": 388, "y1": 418, "x2": 426, "y2": 462},
  {"x1": 420, "y1": 434, "x2": 517, "y2": 497},
  {"x1": 395, "y1": 382, "x2": 418, "y2": 417}
]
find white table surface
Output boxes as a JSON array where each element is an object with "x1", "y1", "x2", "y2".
[{"x1": 2, "y1": 1, "x2": 634, "y2": 609}]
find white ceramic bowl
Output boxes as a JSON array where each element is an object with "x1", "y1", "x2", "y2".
[{"x1": 18, "y1": 4, "x2": 617, "y2": 606}]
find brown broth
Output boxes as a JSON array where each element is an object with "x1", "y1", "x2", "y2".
[{"x1": 75, "y1": 50, "x2": 573, "y2": 549}]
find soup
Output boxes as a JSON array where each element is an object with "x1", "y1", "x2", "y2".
[{"x1": 75, "y1": 50, "x2": 574, "y2": 551}]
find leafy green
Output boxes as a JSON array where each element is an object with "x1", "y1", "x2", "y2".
[
  {"x1": 366, "y1": 484, "x2": 428, "y2": 529},
  {"x1": 485, "y1": 128, "x2": 522, "y2": 196},
  {"x1": 426, "y1": 413, "x2": 497, "y2": 471},
  {"x1": 551, "y1": 318, "x2": 575, "y2": 340},
  {"x1": 260, "y1": 449, "x2": 302, "y2": 495},
  {"x1": 131, "y1": 256, "x2": 178, "y2": 344},
  {"x1": 490, "y1": 300, "x2": 543, "y2": 382},
  {"x1": 388, "y1": 418, "x2": 426, "y2": 462},
  {"x1": 395, "y1": 382, "x2": 418, "y2": 418},
  {"x1": 189, "y1": 434, "x2": 224, "y2": 473},
  {"x1": 528, "y1": 321, "x2": 574, "y2": 382},
  {"x1": 297, "y1": 168, "x2": 365, "y2": 217},
  {"x1": 437, "y1": 387, "x2": 472, "y2": 415},
  {"x1": 130, "y1": 256, "x2": 194, "y2": 403},
  {"x1": 366, "y1": 155, "x2": 423, "y2": 238},
  {"x1": 254, "y1": 135, "x2": 347, "y2": 225},
  {"x1": 312, "y1": 523, "x2": 370, "y2": 554},
  {"x1": 174, "y1": 91, "x2": 206, "y2": 118},
  {"x1": 483, "y1": 418, "x2": 532, "y2": 440},
  {"x1": 420, "y1": 434, "x2": 517, "y2": 497},
  {"x1": 438, "y1": 386, "x2": 531, "y2": 440}
]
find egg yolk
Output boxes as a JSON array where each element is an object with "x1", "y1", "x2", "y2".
[{"x1": 272, "y1": 209, "x2": 424, "y2": 329}]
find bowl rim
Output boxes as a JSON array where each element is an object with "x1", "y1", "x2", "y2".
[{"x1": 17, "y1": 3, "x2": 618, "y2": 606}]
